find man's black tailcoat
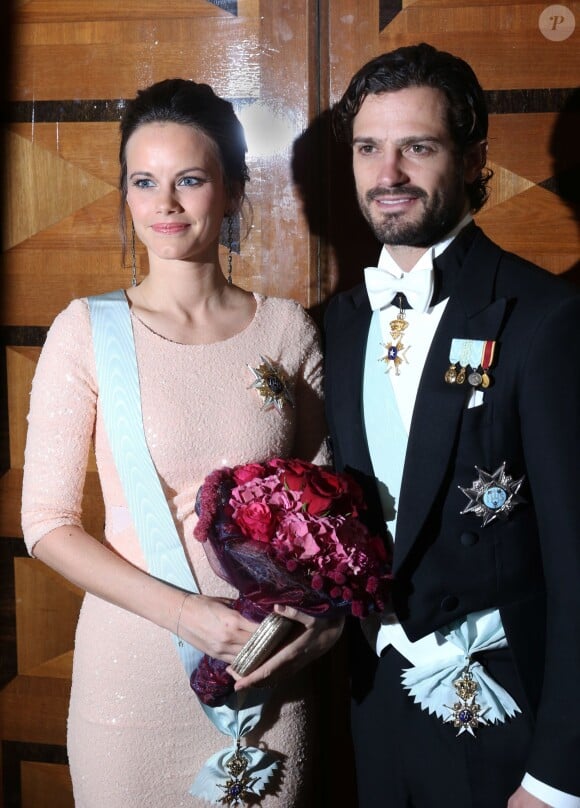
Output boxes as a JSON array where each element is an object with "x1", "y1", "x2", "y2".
[{"x1": 324, "y1": 225, "x2": 580, "y2": 795}]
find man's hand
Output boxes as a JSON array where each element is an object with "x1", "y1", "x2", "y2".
[{"x1": 508, "y1": 786, "x2": 551, "y2": 807}]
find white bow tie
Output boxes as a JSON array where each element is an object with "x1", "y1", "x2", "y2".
[{"x1": 364, "y1": 266, "x2": 434, "y2": 314}]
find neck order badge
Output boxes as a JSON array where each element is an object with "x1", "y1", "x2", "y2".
[{"x1": 379, "y1": 294, "x2": 410, "y2": 375}]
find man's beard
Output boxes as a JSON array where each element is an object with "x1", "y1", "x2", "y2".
[{"x1": 358, "y1": 180, "x2": 466, "y2": 248}]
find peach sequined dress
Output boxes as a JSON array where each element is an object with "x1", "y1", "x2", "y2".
[{"x1": 21, "y1": 293, "x2": 329, "y2": 807}]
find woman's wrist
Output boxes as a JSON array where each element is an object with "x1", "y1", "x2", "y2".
[{"x1": 175, "y1": 591, "x2": 199, "y2": 638}]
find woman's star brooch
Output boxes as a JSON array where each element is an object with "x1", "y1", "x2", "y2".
[{"x1": 248, "y1": 356, "x2": 294, "y2": 412}]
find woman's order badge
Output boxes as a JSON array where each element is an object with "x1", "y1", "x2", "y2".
[{"x1": 248, "y1": 356, "x2": 294, "y2": 412}]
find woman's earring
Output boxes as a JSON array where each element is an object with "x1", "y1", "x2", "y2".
[
  {"x1": 227, "y1": 215, "x2": 233, "y2": 286},
  {"x1": 131, "y1": 221, "x2": 137, "y2": 287}
]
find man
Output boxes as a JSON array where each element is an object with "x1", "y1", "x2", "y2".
[{"x1": 324, "y1": 43, "x2": 580, "y2": 808}]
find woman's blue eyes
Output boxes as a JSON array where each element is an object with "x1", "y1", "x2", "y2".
[
  {"x1": 132, "y1": 176, "x2": 204, "y2": 188},
  {"x1": 179, "y1": 176, "x2": 202, "y2": 187}
]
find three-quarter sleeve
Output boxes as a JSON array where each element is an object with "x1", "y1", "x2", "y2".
[
  {"x1": 291, "y1": 305, "x2": 331, "y2": 466},
  {"x1": 21, "y1": 299, "x2": 97, "y2": 554}
]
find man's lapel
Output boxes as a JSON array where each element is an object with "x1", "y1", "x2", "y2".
[
  {"x1": 393, "y1": 229, "x2": 508, "y2": 573},
  {"x1": 332, "y1": 283, "x2": 374, "y2": 474}
]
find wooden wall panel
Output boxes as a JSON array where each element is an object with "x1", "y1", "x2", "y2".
[
  {"x1": 3, "y1": 0, "x2": 321, "y2": 324},
  {"x1": 15, "y1": 559, "x2": 81, "y2": 677},
  {"x1": 20, "y1": 762, "x2": 74, "y2": 808}
]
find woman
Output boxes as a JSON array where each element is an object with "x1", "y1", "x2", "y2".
[{"x1": 21, "y1": 79, "x2": 342, "y2": 807}]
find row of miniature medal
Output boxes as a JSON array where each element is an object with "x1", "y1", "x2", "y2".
[{"x1": 445, "y1": 338, "x2": 495, "y2": 389}]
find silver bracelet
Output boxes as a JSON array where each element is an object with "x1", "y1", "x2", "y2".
[{"x1": 176, "y1": 591, "x2": 193, "y2": 639}]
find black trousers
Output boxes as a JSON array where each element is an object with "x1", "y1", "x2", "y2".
[{"x1": 350, "y1": 642, "x2": 534, "y2": 808}]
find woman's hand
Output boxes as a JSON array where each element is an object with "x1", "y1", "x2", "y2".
[
  {"x1": 30, "y1": 528, "x2": 258, "y2": 666},
  {"x1": 177, "y1": 594, "x2": 259, "y2": 663},
  {"x1": 228, "y1": 604, "x2": 345, "y2": 690}
]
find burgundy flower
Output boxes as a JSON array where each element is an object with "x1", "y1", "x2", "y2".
[{"x1": 190, "y1": 654, "x2": 234, "y2": 708}]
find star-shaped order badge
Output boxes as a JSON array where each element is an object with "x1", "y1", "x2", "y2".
[
  {"x1": 217, "y1": 743, "x2": 259, "y2": 806},
  {"x1": 379, "y1": 300, "x2": 410, "y2": 375},
  {"x1": 445, "y1": 668, "x2": 489, "y2": 737},
  {"x1": 248, "y1": 356, "x2": 294, "y2": 413},
  {"x1": 459, "y1": 462, "x2": 525, "y2": 527}
]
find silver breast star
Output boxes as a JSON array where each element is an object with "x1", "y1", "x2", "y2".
[{"x1": 459, "y1": 462, "x2": 525, "y2": 527}]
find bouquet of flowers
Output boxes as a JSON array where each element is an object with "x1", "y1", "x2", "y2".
[{"x1": 191, "y1": 457, "x2": 391, "y2": 706}]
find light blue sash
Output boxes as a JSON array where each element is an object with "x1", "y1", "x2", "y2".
[
  {"x1": 363, "y1": 311, "x2": 407, "y2": 539},
  {"x1": 88, "y1": 290, "x2": 277, "y2": 802},
  {"x1": 401, "y1": 609, "x2": 520, "y2": 725}
]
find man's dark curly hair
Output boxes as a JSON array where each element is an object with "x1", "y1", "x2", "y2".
[{"x1": 333, "y1": 43, "x2": 492, "y2": 212}]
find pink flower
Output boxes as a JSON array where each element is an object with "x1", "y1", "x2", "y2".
[
  {"x1": 231, "y1": 475, "x2": 282, "y2": 506},
  {"x1": 268, "y1": 488, "x2": 301, "y2": 512},
  {"x1": 275, "y1": 513, "x2": 321, "y2": 560}
]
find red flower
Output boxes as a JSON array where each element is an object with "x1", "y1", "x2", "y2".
[
  {"x1": 234, "y1": 502, "x2": 277, "y2": 543},
  {"x1": 278, "y1": 458, "x2": 313, "y2": 490},
  {"x1": 233, "y1": 462, "x2": 267, "y2": 485},
  {"x1": 302, "y1": 468, "x2": 350, "y2": 515}
]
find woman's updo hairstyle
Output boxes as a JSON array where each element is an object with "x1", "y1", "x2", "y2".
[{"x1": 119, "y1": 78, "x2": 250, "y2": 258}]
